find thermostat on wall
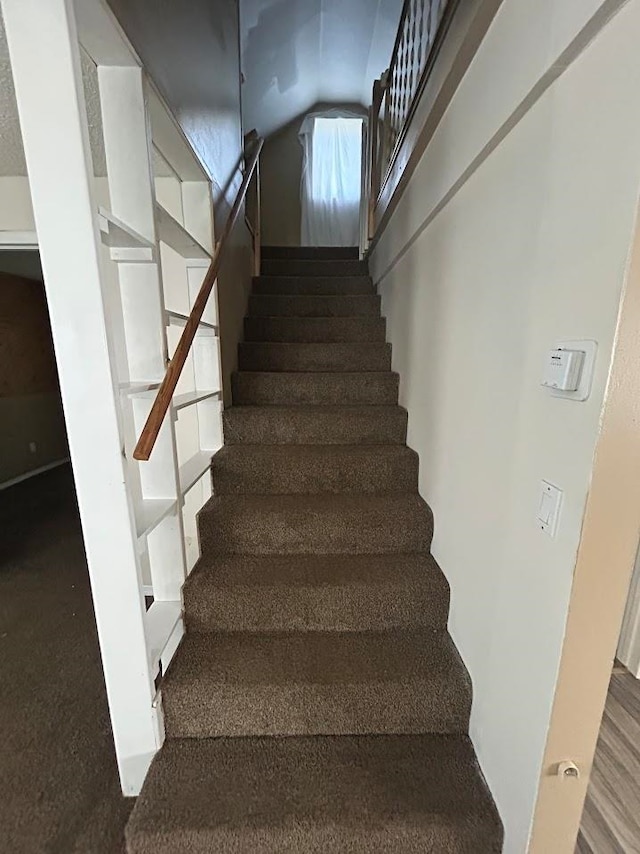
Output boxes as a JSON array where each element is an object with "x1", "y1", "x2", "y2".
[
  {"x1": 542, "y1": 348, "x2": 584, "y2": 392},
  {"x1": 541, "y1": 340, "x2": 597, "y2": 401}
]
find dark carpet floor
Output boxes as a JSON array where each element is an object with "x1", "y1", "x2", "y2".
[{"x1": 0, "y1": 465, "x2": 132, "y2": 854}]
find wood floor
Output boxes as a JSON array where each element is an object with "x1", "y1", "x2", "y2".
[{"x1": 577, "y1": 667, "x2": 640, "y2": 853}]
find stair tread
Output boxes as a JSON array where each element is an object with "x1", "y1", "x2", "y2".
[
  {"x1": 127, "y1": 735, "x2": 502, "y2": 853},
  {"x1": 253, "y1": 274, "x2": 374, "y2": 295},
  {"x1": 161, "y1": 629, "x2": 471, "y2": 737},
  {"x1": 201, "y1": 491, "x2": 429, "y2": 514},
  {"x1": 213, "y1": 443, "x2": 417, "y2": 466},
  {"x1": 244, "y1": 315, "x2": 386, "y2": 342},
  {"x1": 187, "y1": 552, "x2": 444, "y2": 590},
  {"x1": 262, "y1": 259, "x2": 367, "y2": 276},
  {"x1": 198, "y1": 492, "x2": 433, "y2": 555},
  {"x1": 184, "y1": 553, "x2": 449, "y2": 633},
  {"x1": 248, "y1": 294, "x2": 381, "y2": 317},
  {"x1": 165, "y1": 628, "x2": 465, "y2": 686},
  {"x1": 223, "y1": 404, "x2": 407, "y2": 444},
  {"x1": 238, "y1": 342, "x2": 392, "y2": 372},
  {"x1": 211, "y1": 444, "x2": 418, "y2": 494},
  {"x1": 262, "y1": 244, "x2": 360, "y2": 259},
  {"x1": 232, "y1": 371, "x2": 399, "y2": 406}
]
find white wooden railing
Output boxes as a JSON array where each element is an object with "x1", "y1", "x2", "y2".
[{"x1": 365, "y1": 0, "x2": 458, "y2": 241}]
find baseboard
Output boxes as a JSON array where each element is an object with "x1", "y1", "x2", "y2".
[{"x1": 0, "y1": 457, "x2": 70, "y2": 491}]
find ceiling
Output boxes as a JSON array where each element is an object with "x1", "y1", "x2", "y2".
[
  {"x1": 0, "y1": 9, "x2": 173, "y2": 179},
  {"x1": 0, "y1": 9, "x2": 108, "y2": 177},
  {"x1": 240, "y1": 0, "x2": 404, "y2": 137}
]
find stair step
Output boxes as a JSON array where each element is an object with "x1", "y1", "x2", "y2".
[
  {"x1": 127, "y1": 734, "x2": 503, "y2": 854},
  {"x1": 183, "y1": 554, "x2": 449, "y2": 633},
  {"x1": 198, "y1": 493, "x2": 432, "y2": 555},
  {"x1": 261, "y1": 244, "x2": 360, "y2": 259},
  {"x1": 244, "y1": 315, "x2": 386, "y2": 342},
  {"x1": 211, "y1": 445, "x2": 418, "y2": 494},
  {"x1": 232, "y1": 371, "x2": 399, "y2": 406},
  {"x1": 253, "y1": 274, "x2": 374, "y2": 295},
  {"x1": 161, "y1": 629, "x2": 471, "y2": 737},
  {"x1": 238, "y1": 342, "x2": 392, "y2": 372},
  {"x1": 262, "y1": 258, "x2": 367, "y2": 276},
  {"x1": 223, "y1": 405, "x2": 408, "y2": 445},
  {"x1": 248, "y1": 294, "x2": 381, "y2": 317}
]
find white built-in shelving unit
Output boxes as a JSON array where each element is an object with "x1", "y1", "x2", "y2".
[
  {"x1": 94, "y1": 67, "x2": 223, "y2": 633},
  {"x1": 1, "y1": 0, "x2": 226, "y2": 796}
]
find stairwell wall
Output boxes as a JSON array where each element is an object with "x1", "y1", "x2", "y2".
[
  {"x1": 369, "y1": 0, "x2": 640, "y2": 850},
  {"x1": 0, "y1": 271, "x2": 68, "y2": 485}
]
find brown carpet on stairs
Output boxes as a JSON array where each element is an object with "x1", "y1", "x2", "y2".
[
  {"x1": 126, "y1": 245, "x2": 503, "y2": 853},
  {"x1": 0, "y1": 466, "x2": 131, "y2": 854}
]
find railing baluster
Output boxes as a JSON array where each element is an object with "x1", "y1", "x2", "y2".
[{"x1": 369, "y1": 0, "x2": 456, "y2": 206}]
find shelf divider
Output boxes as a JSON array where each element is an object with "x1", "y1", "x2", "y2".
[{"x1": 156, "y1": 202, "x2": 211, "y2": 260}]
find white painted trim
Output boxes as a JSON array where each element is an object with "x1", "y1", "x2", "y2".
[
  {"x1": 618, "y1": 541, "x2": 640, "y2": 678},
  {"x1": 0, "y1": 458, "x2": 70, "y2": 491},
  {"x1": 74, "y1": 0, "x2": 140, "y2": 67},
  {"x1": 0, "y1": 230, "x2": 38, "y2": 249}
]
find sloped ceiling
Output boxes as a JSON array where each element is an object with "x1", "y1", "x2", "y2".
[
  {"x1": 0, "y1": 9, "x2": 108, "y2": 177},
  {"x1": 240, "y1": 0, "x2": 404, "y2": 138},
  {"x1": 0, "y1": 8, "x2": 173, "y2": 179}
]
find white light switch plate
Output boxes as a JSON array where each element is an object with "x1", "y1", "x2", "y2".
[{"x1": 538, "y1": 481, "x2": 562, "y2": 536}]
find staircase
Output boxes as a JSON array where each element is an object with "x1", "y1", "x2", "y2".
[{"x1": 126, "y1": 247, "x2": 503, "y2": 853}]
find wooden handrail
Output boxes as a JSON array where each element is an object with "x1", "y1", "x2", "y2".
[{"x1": 133, "y1": 135, "x2": 264, "y2": 461}]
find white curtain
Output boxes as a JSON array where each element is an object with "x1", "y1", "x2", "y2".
[{"x1": 300, "y1": 114, "x2": 364, "y2": 246}]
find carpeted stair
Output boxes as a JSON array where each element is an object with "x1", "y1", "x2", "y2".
[{"x1": 126, "y1": 246, "x2": 503, "y2": 853}]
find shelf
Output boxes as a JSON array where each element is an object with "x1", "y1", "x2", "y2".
[
  {"x1": 134, "y1": 498, "x2": 176, "y2": 539},
  {"x1": 166, "y1": 309, "x2": 217, "y2": 334},
  {"x1": 98, "y1": 207, "x2": 155, "y2": 262},
  {"x1": 119, "y1": 381, "x2": 161, "y2": 397},
  {"x1": 178, "y1": 451, "x2": 213, "y2": 494},
  {"x1": 145, "y1": 600, "x2": 183, "y2": 675},
  {"x1": 0, "y1": 230, "x2": 38, "y2": 248},
  {"x1": 155, "y1": 202, "x2": 211, "y2": 260},
  {"x1": 173, "y1": 389, "x2": 220, "y2": 411}
]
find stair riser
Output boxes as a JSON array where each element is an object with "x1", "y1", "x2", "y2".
[
  {"x1": 198, "y1": 506, "x2": 433, "y2": 555},
  {"x1": 244, "y1": 316, "x2": 386, "y2": 343},
  {"x1": 238, "y1": 343, "x2": 392, "y2": 372},
  {"x1": 223, "y1": 408, "x2": 408, "y2": 445},
  {"x1": 184, "y1": 586, "x2": 448, "y2": 633},
  {"x1": 262, "y1": 259, "x2": 367, "y2": 276},
  {"x1": 163, "y1": 682, "x2": 470, "y2": 738},
  {"x1": 261, "y1": 245, "x2": 360, "y2": 260},
  {"x1": 253, "y1": 275, "x2": 374, "y2": 295},
  {"x1": 248, "y1": 294, "x2": 380, "y2": 317},
  {"x1": 211, "y1": 452, "x2": 418, "y2": 494},
  {"x1": 127, "y1": 824, "x2": 500, "y2": 854},
  {"x1": 232, "y1": 373, "x2": 399, "y2": 406}
]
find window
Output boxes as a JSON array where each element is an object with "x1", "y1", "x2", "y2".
[{"x1": 300, "y1": 116, "x2": 363, "y2": 246}]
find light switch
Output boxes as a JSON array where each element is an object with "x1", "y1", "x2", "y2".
[{"x1": 538, "y1": 481, "x2": 562, "y2": 536}]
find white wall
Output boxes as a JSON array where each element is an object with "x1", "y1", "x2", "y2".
[
  {"x1": 369, "y1": 1, "x2": 640, "y2": 850},
  {"x1": 240, "y1": 0, "x2": 403, "y2": 137},
  {"x1": 0, "y1": 176, "x2": 34, "y2": 230}
]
